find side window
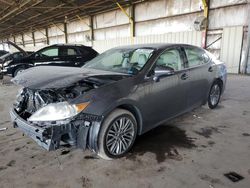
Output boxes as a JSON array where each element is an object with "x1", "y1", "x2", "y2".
[
  {"x1": 185, "y1": 47, "x2": 209, "y2": 68},
  {"x1": 60, "y1": 47, "x2": 78, "y2": 56},
  {"x1": 155, "y1": 49, "x2": 184, "y2": 71},
  {"x1": 40, "y1": 47, "x2": 59, "y2": 57}
]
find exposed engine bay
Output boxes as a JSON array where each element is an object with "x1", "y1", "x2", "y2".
[{"x1": 14, "y1": 79, "x2": 100, "y2": 121}]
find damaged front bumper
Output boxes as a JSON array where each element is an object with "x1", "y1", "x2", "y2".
[
  {"x1": 10, "y1": 108, "x2": 102, "y2": 152},
  {"x1": 10, "y1": 108, "x2": 54, "y2": 150}
]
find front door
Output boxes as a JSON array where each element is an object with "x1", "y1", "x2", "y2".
[
  {"x1": 33, "y1": 46, "x2": 61, "y2": 66},
  {"x1": 139, "y1": 47, "x2": 189, "y2": 132}
]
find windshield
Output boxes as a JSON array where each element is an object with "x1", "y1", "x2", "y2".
[{"x1": 83, "y1": 48, "x2": 154, "y2": 75}]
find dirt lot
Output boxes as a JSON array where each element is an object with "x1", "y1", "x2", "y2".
[{"x1": 0, "y1": 75, "x2": 250, "y2": 188}]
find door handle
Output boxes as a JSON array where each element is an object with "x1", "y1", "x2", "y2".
[
  {"x1": 53, "y1": 57, "x2": 60, "y2": 60},
  {"x1": 76, "y1": 56, "x2": 82, "y2": 59},
  {"x1": 208, "y1": 66, "x2": 213, "y2": 72},
  {"x1": 181, "y1": 73, "x2": 188, "y2": 80}
]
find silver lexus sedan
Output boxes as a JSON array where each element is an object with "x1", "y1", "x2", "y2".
[{"x1": 10, "y1": 44, "x2": 227, "y2": 159}]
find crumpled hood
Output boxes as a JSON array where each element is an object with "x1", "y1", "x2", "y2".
[{"x1": 11, "y1": 66, "x2": 126, "y2": 89}]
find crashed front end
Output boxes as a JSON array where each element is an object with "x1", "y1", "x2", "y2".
[{"x1": 10, "y1": 86, "x2": 102, "y2": 151}]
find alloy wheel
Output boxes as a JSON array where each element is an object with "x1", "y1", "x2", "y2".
[
  {"x1": 210, "y1": 84, "x2": 221, "y2": 106},
  {"x1": 105, "y1": 117, "x2": 136, "y2": 156}
]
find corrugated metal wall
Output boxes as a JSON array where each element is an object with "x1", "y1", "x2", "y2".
[
  {"x1": 1, "y1": 0, "x2": 248, "y2": 73},
  {"x1": 220, "y1": 26, "x2": 244, "y2": 73},
  {"x1": 93, "y1": 31, "x2": 202, "y2": 53}
]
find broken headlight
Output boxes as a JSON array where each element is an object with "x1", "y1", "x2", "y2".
[{"x1": 28, "y1": 101, "x2": 89, "y2": 122}]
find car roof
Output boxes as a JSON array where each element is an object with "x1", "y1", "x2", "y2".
[
  {"x1": 112, "y1": 43, "x2": 201, "y2": 50},
  {"x1": 50, "y1": 44, "x2": 91, "y2": 48}
]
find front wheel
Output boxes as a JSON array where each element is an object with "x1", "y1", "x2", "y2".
[
  {"x1": 98, "y1": 109, "x2": 137, "y2": 160},
  {"x1": 13, "y1": 67, "x2": 25, "y2": 77},
  {"x1": 208, "y1": 81, "x2": 222, "y2": 109}
]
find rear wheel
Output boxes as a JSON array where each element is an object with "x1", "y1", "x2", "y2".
[
  {"x1": 98, "y1": 109, "x2": 137, "y2": 160},
  {"x1": 208, "y1": 81, "x2": 222, "y2": 109}
]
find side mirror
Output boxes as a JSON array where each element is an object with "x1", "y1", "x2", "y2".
[{"x1": 153, "y1": 68, "x2": 175, "y2": 82}]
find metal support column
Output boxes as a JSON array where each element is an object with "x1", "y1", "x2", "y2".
[
  {"x1": 90, "y1": 16, "x2": 94, "y2": 46},
  {"x1": 116, "y1": 2, "x2": 135, "y2": 43},
  {"x1": 45, "y1": 27, "x2": 49, "y2": 45},
  {"x1": 21, "y1": 33, "x2": 25, "y2": 47},
  {"x1": 243, "y1": 20, "x2": 250, "y2": 74},
  {"x1": 130, "y1": 4, "x2": 135, "y2": 37},
  {"x1": 32, "y1": 32, "x2": 35, "y2": 46},
  {"x1": 64, "y1": 22, "x2": 68, "y2": 44},
  {"x1": 202, "y1": 0, "x2": 210, "y2": 48}
]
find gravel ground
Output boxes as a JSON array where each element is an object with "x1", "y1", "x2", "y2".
[{"x1": 0, "y1": 75, "x2": 250, "y2": 188}]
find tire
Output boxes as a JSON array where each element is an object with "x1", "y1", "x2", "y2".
[
  {"x1": 208, "y1": 81, "x2": 222, "y2": 109},
  {"x1": 98, "y1": 109, "x2": 137, "y2": 160},
  {"x1": 13, "y1": 67, "x2": 25, "y2": 77}
]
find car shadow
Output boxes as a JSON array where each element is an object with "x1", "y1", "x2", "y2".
[{"x1": 127, "y1": 125, "x2": 196, "y2": 163}]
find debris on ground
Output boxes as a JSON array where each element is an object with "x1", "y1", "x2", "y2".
[
  {"x1": 61, "y1": 149, "x2": 70, "y2": 155},
  {"x1": 6, "y1": 160, "x2": 16, "y2": 167},
  {"x1": 0, "y1": 127, "x2": 7, "y2": 131},
  {"x1": 224, "y1": 172, "x2": 244, "y2": 182},
  {"x1": 84, "y1": 155, "x2": 99, "y2": 160},
  {"x1": 193, "y1": 114, "x2": 202, "y2": 119},
  {"x1": 242, "y1": 133, "x2": 250, "y2": 136},
  {"x1": 81, "y1": 176, "x2": 92, "y2": 187}
]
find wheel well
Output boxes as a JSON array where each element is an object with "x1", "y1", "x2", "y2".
[
  {"x1": 12, "y1": 65, "x2": 26, "y2": 77},
  {"x1": 117, "y1": 104, "x2": 142, "y2": 135},
  {"x1": 215, "y1": 78, "x2": 223, "y2": 89}
]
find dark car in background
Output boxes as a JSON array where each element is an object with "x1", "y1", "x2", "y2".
[
  {"x1": 0, "y1": 51, "x2": 33, "y2": 65},
  {"x1": 0, "y1": 52, "x2": 33, "y2": 79},
  {"x1": 0, "y1": 41, "x2": 33, "y2": 79},
  {"x1": 0, "y1": 50, "x2": 8, "y2": 57},
  {"x1": 10, "y1": 44, "x2": 227, "y2": 159},
  {"x1": 1, "y1": 44, "x2": 98, "y2": 77}
]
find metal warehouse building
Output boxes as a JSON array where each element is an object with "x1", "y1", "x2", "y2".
[{"x1": 0, "y1": 0, "x2": 249, "y2": 73}]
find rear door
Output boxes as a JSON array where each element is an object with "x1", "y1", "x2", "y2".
[
  {"x1": 59, "y1": 46, "x2": 81, "y2": 67},
  {"x1": 182, "y1": 46, "x2": 214, "y2": 108}
]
